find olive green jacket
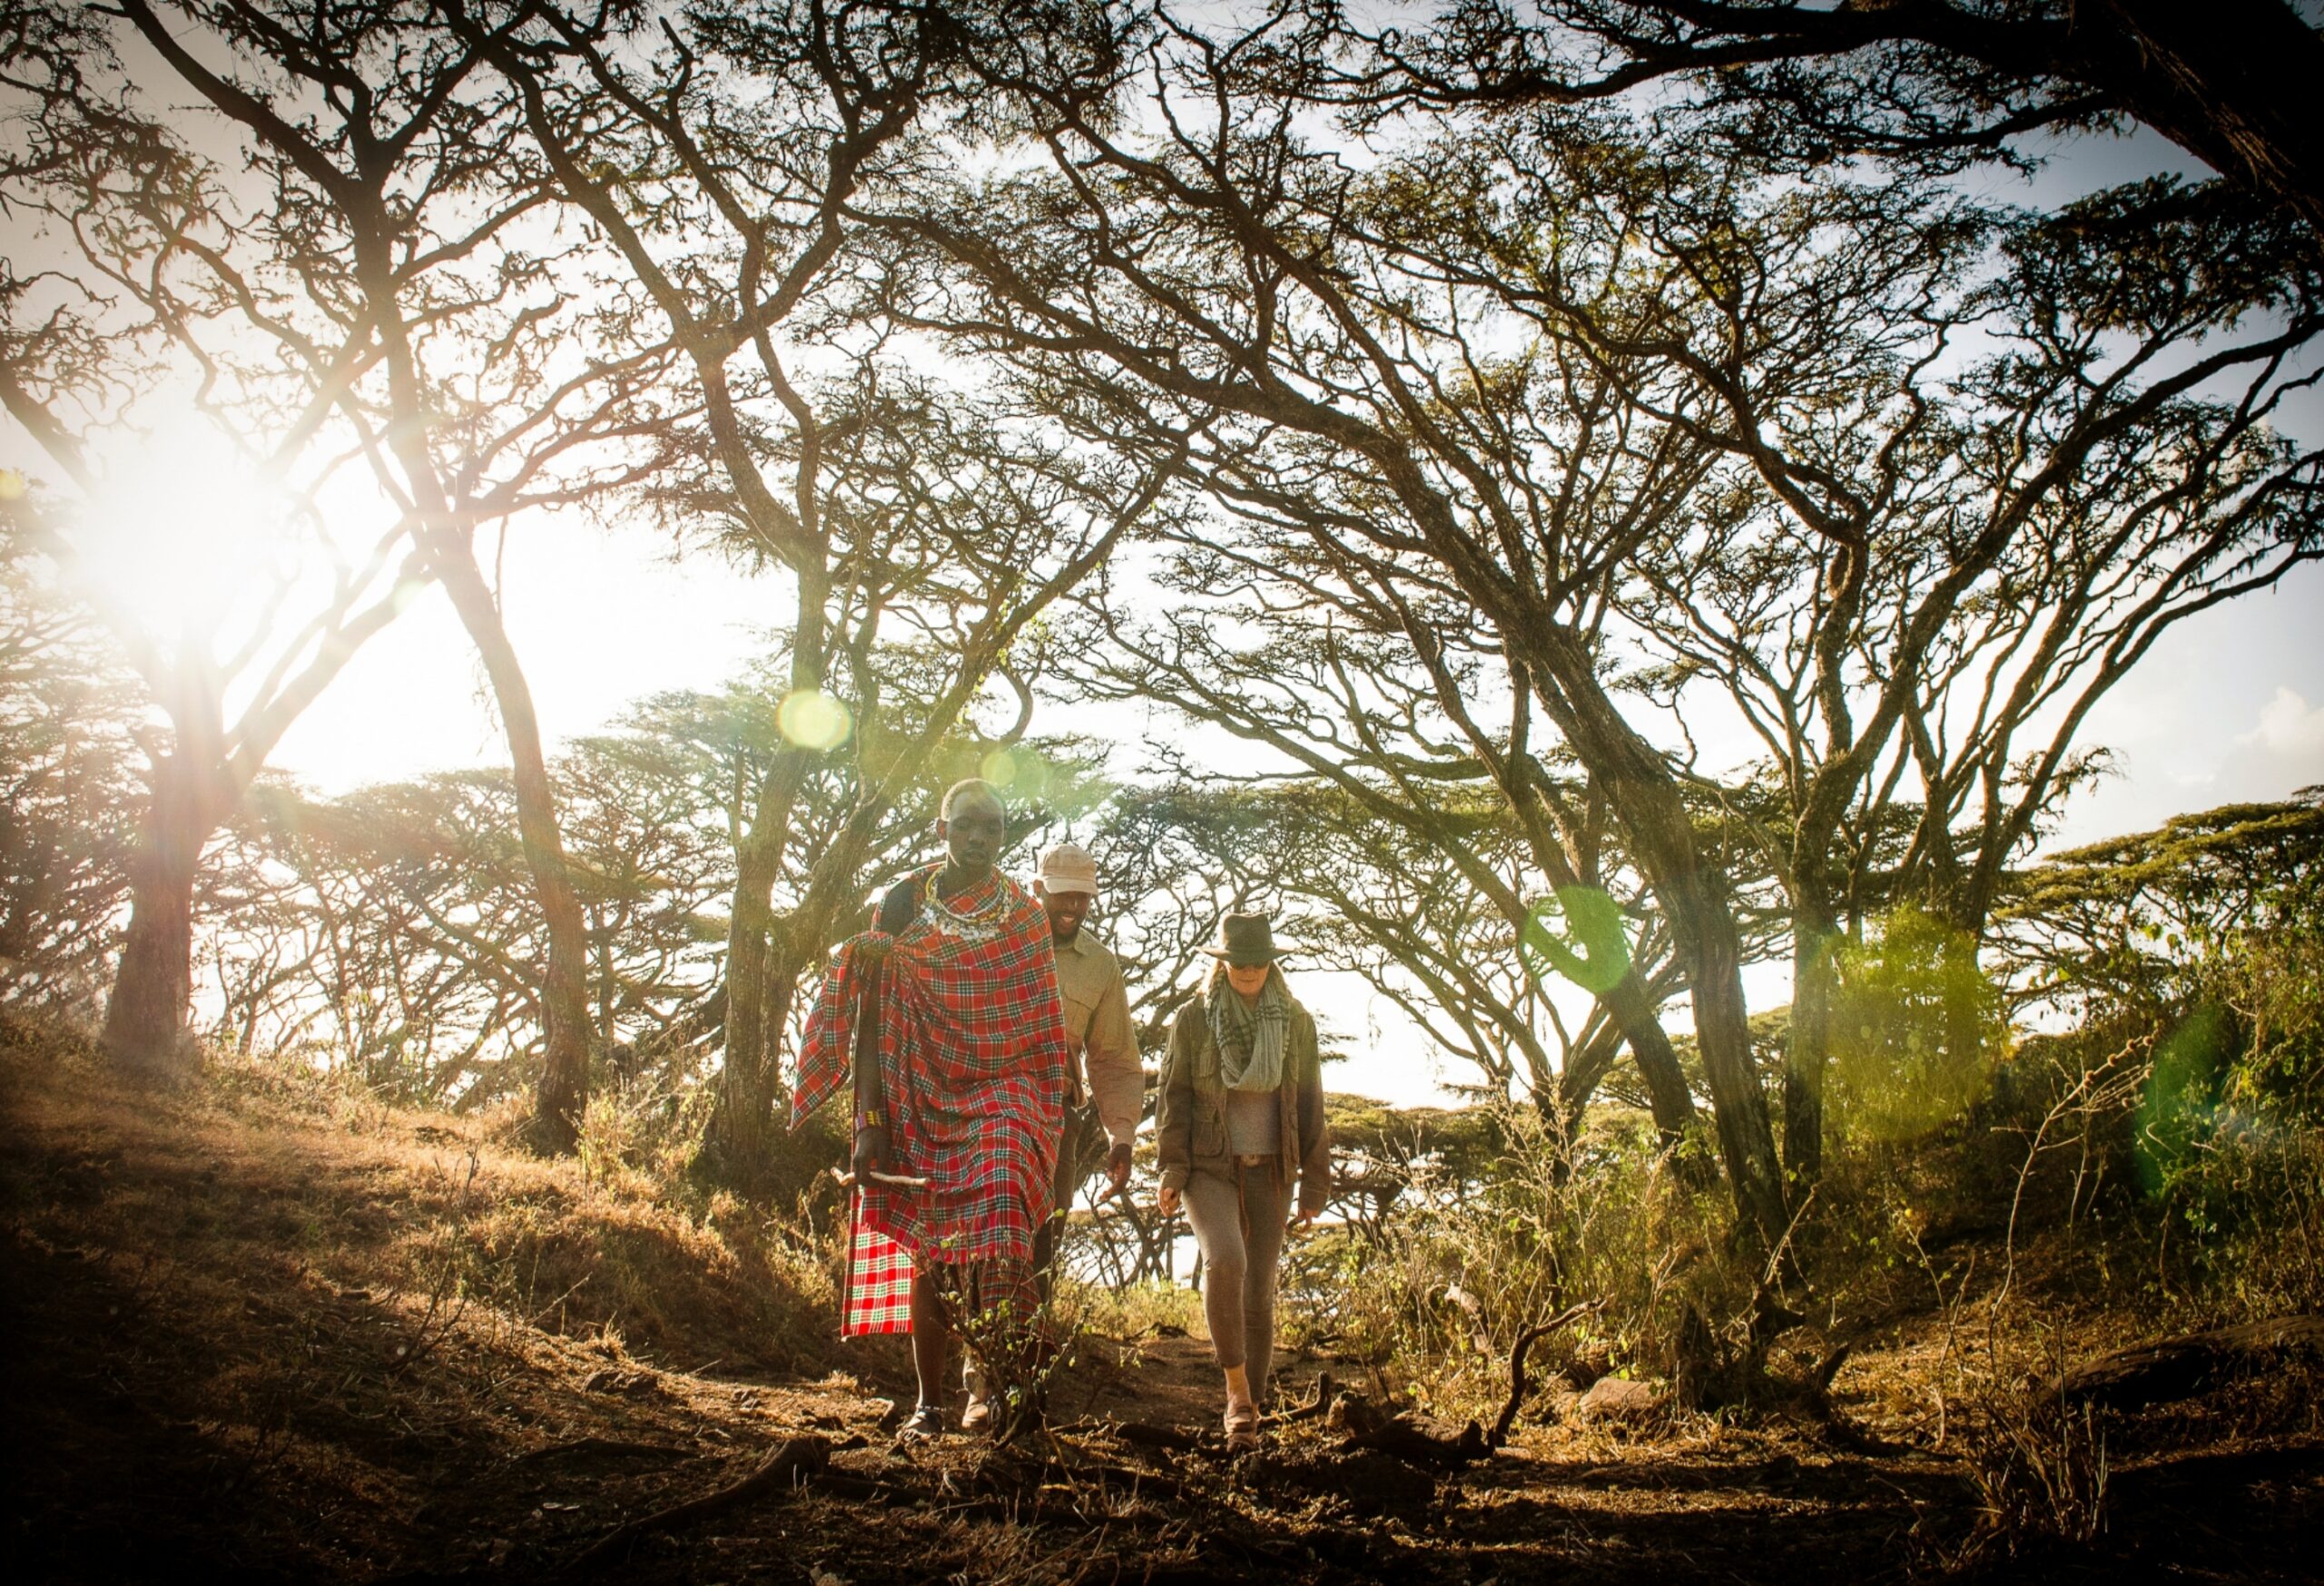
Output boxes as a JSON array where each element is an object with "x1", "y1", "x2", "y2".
[{"x1": 1156, "y1": 989, "x2": 1331, "y2": 1217}]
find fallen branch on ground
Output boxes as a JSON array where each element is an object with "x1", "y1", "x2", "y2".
[
  {"x1": 2063, "y1": 1315, "x2": 2324, "y2": 1411},
  {"x1": 1102, "y1": 1420, "x2": 1205, "y2": 1453},
  {"x1": 561, "y1": 1434, "x2": 828, "y2": 1574},
  {"x1": 1491, "y1": 1299, "x2": 1605, "y2": 1448},
  {"x1": 1280, "y1": 1371, "x2": 1337, "y2": 1423},
  {"x1": 516, "y1": 1436, "x2": 690, "y2": 1464},
  {"x1": 1815, "y1": 1342, "x2": 1854, "y2": 1393},
  {"x1": 1330, "y1": 1390, "x2": 1490, "y2": 1469}
]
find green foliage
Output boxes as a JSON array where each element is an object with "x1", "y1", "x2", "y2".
[
  {"x1": 2145, "y1": 895, "x2": 2324, "y2": 1315},
  {"x1": 1994, "y1": 801, "x2": 2324, "y2": 1319},
  {"x1": 1827, "y1": 906, "x2": 2007, "y2": 1144},
  {"x1": 2135, "y1": 1005, "x2": 2235, "y2": 1197},
  {"x1": 1282, "y1": 1101, "x2": 1747, "y2": 1423},
  {"x1": 1994, "y1": 793, "x2": 2324, "y2": 1018},
  {"x1": 0, "y1": 527, "x2": 143, "y2": 1010}
]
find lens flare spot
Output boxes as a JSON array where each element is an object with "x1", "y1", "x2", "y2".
[
  {"x1": 0, "y1": 468, "x2": 26, "y2": 502},
  {"x1": 1827, "y1": 907, "x2": 2005, "y2": 1143},
  {"x1": 980, "y1": 747, "x2": 1019, "y2": 788},
  {"x1": 1519, "y1": 885, "x2": 1631, "y2": 994},
  {"x1": 777, "y1": 688, "x2": 852, "y2": 750}
]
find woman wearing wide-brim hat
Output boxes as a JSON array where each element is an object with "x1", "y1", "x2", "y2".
[{"x1": 1156, "y1": 911, "x2": 1332, "y2": 1453}]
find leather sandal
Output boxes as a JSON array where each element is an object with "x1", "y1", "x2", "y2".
[
  {"x1": 960, "y1": 1394, "x2": 993, "y2": 1434},
  {"x1": 896, "y1": 1403, "x2": 946, "y2": 1443}
]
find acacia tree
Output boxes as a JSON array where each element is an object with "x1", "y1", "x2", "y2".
[
  {"x1": 209, "y1": 733, "x2": 735, "y2": 1104},
  {"x1": 1096, "y1": 778, "x2": 1730, "y2": 1155},
  {"x1": 1, "y1": 5, "x2": 429, "y2": 1069},
  {"x1": 0, "y1": 518, "x2": 144, "y2": 1008},
  {"x1": 1371, "y1": 118, "x2": 2324, "y2": 1183},
  {"x1": 18, "y1": 1, "x2": 689, "y2": 1133},
  {"x1": 469, "y1": 0, "x2": 1179, "y2": 1178},
  {"x1": 1990, "y1": 793, "x2": 2324, "y2": 1022},
  {"x1": 1319, "y1": 1, "x2": 2324, "y2": 246},
  {"x1": 838, "y1": 13, "x2": 1800, "y2": 1241},
  {"x1": 849, "y1": 6, "x2": 2324, "y2": 1218},
  {"x1": 1074, "y1": 562, "x2": 1725, "y2": 1158}
]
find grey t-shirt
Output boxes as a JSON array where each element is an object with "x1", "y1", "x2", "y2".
[{"x1": 1226, "y1": 1085, "x2": 1281, "y2": 1157}]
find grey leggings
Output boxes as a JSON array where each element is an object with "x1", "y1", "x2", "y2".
[{"x1": 1184, "y1": 1160, "x2": 1295, "y2": 1397}]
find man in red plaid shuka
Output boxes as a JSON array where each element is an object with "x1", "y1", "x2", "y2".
[{"x1": 791, "y1": 779, "x2": 1071, "y2": 1440}]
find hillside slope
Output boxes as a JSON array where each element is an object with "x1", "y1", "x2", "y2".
[{"x1": 3, "y1": 1027, "x2": 2318, "y2": 1583}]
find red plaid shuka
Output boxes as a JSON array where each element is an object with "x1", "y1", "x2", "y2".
[
  {"x1": 793, "y1": 862, "x2": 1070, "y2": 1336},
  {"x1": 841, "y1": 1207, "x2": 915, "y2": 1335}
]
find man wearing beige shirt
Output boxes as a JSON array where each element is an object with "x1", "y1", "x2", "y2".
[
  {"x1": 961, "y1": 841, "x2": 1142, "y2": 1432},
  {"x1": 1033, "y1": 842, "x2": 1143, "y2": 1227}
]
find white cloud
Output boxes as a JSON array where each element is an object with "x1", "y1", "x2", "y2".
[{"x1": 2240, "y1": 686, "x2": 2324, "y2": 759}]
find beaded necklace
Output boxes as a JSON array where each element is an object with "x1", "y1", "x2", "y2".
[{"x1": 919, "y1": 863, "x2": 1011, "y2": 945}]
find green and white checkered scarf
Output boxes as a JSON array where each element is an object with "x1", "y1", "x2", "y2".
[{"x1": 1207, "y1": 970, "x2": 1290, "y2": 1093}]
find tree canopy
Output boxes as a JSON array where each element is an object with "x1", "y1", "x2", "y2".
[{"x1": 0, "y1": 0, "x2": 2316, "y2": 1249}]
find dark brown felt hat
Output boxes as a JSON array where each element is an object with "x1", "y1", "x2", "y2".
[{"x1": 1198, "y1": 911, "x2": 1294, "y2": 964}]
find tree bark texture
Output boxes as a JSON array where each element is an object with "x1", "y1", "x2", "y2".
[
  {"x1": 98, "y1": 754, "x2": 214, "y2": 1073},
  {"x1": 2070, "y1": 1, "x2": 2324, "y2": 241},
  {"x1": 1599, "y1": 970, "x2": 1698, "y2": 1149},
  {"x1": 709, "y1": 836, "x2": 795, "y2": 1178},
  {"x1": 1782, "y1": 912, "x2": 1838, "y2": 1192},
  {"x1": 430, "y1": 539, "x2": 593, "y2": 1153},
  {"x1": 1519, "y1": 622, "x2": 1790, "y2": 1246}
]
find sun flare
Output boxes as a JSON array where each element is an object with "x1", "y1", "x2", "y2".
[{"x1": 79, "y1": 418, "x2": 290, "y2": 647}]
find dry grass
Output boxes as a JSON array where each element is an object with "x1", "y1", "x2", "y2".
[{"x1": 6, "y1": 1021, "x2": 837, "y2": 1375}]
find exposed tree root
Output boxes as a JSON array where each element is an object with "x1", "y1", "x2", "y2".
[
  {"x1": 1279, "y1": 1370, "x2": 1337, "y2": 1424},
  {"x1": 515, "y1": 1436, "x2": 691, "y2": 1465},
  {"x1": 1492, "y1": 1299, "x2": 1605, "y2": 1446},
  {"x1": 561, "y1": 1434, "x2": 828, "y2": 1574}
]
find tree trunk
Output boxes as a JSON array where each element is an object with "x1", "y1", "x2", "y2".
[
  {"x1": 1599, "y1": 970, "x2": 1696, "y2": 1143},
  {"x1": 709, "y1": 839, "x2": 784, "y2": 1177},
  {"x1": 1518, "y1": 623, "x2": 1790, "y2": 1247},
  {"x1": 1782, "y1": 910, "x2": 1838, "y2": 1191},
  {"x1": 1599, "y1": 970, "x2": 1718, "y2": 1189},
  {"x1": 705, "y1": 705, "x2": 832, "y2": 1180},
  {"x1": 99, "y1": 754, "x2": 212, "y2": 1074},
  {"x1": 429, "y1": 538, "x2": 593, "y2": 1154},
  {"x1": 2084, "y1": 0, "x2": 2324, "y2": 244}
]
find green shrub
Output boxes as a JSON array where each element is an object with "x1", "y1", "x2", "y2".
[{"x1": 1279, "y1": 1101, "x2": 1750, "y2": 1423}]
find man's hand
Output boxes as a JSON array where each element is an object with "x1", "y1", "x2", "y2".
[
  {"x1": 1157, "y1": 1184, "x2": 1181, "y2": 1218},
  {"x1": 1105, "y1": 1141, "x2": 1134, "y2": 1197},
  {"x1": 855, "y1": 933, "x2": 894, "y2": 967},
  {"x1": 1289, "y1": 1207, "x2": 1321, "y2": 1233},
  {"x1": 852, "y1": 1124, "x2": 891, "y2": 1181}
]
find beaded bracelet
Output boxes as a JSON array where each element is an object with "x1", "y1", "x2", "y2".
[{"x1": 855, "y1": 1108, "x2": 885, "y2": 1131}]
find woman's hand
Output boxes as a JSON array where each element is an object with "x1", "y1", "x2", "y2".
[
  {"x1": 1157, "y1": 1184, "x2": 1182, "y2": 1218},
  {"x1": 852, "y1": 1124, "x2": 891, "y2": 1181},
  {"x1": 1289, "y1": 1207, "x2": 1321, "y2": 1233}
]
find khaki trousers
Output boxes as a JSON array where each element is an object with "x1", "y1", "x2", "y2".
[{"x1": 1183, "y1": 1157, "x2": 1295, "y2": 1398}]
